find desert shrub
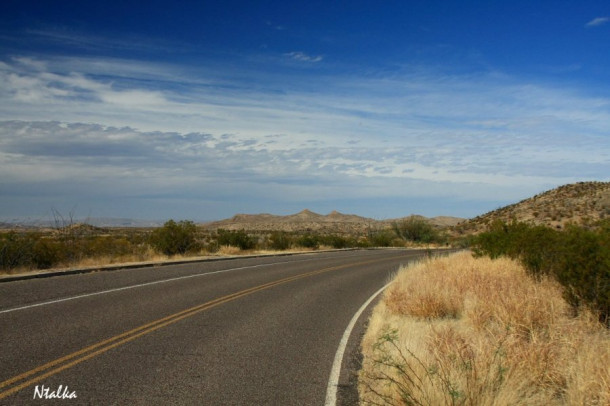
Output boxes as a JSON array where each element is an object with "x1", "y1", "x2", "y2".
[
  {"x1": 150, "y1": 220, "x2": 201, "y2": 256},
  {"x1": 319, "y1": 234, "x2": 350, "y2": 249},
  {"x1": 0, "y1": 232, "x2": 66, "y2": 270},
  {"x1": 554, "y1": 225, "x2": 610, "y2": 321},
  {"x1": 81, "y1": 236, "x2": 139, "y2": 259},
  {"x1": 452, "y1": 235, "x2": 475, "y2": 249},
  {"x1": 369, "y1": 230, "x2": 395, "y2": 247},
  {"x1": 472, "y1": 221, "x2": 610, "y2": 324},
  {"x1": 216, "y1": 229, "x2": 256, "y2": 250},
  {"x1": 474, "y1": 221, "x2": 561, "y2": 276},
  {"x1": 295, "y1": 234, "x2": 319, "y2": 249},
  {"x1": 31, "y1": 237, "x2": 64, "y2": 269},
  {"x1": 267, "y1": 231, "x2": 292, "y2": 250},
  {"x1": 0, "y1": 232, "x2": 34, "y2": 270},
  {"x1": 393, "y1": 217, "x2": 442, "y2": 244}
]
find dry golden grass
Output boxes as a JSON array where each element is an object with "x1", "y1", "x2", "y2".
[
  {"x1": 73, "y1": 247, "x2": 168, "y2": 267},
  {"x1": 215, "y1": 245, "x2": 243, "y2": 256},
  {"x1": 360, "y1": 252, "x2": 609, "y2": 405}
]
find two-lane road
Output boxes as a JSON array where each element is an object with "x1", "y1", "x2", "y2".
[{"x1": 0, "y1": 249, "x2": 430, "y2": 405}]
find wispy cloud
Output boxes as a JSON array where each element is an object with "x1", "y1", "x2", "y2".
[
  {"x1": 22, "y1": 28, "x2": 196, "y2": 55},
  {"x1": 585, "y1": 17, "x2": 610, "y2": 27},
  {"x1": 0, "y1": 120, "x2": 573, "y2": 219},
  {"x1": 284, "y1": 51, "x2": 323, "y2": 62},
  {"x1": 0, "y1": 55, "x2": 608, "y2": 219}
]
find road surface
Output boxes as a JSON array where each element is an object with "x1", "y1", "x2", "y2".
[{"x1": 0, "y1": 249, "x2": 432, "y2": 405}]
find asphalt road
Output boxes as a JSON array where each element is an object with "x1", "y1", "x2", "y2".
[{"x1": 0, "y1": 249, "x2": 431, "y2": 405}]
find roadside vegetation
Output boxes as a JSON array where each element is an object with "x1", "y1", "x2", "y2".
[
  {"x1": 0, "y1": 217, "x2": 451, "y2": 274},
  {"x1": 471, "y1": 219, "x2": 609, "y2": 325},
  {"x1": 359, "y1": 252, "x2": 609, "y2": 405}
]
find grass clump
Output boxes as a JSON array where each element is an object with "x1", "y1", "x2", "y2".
[{"x1": 359, "y1": 252, "x2": 609, "y2": 405}]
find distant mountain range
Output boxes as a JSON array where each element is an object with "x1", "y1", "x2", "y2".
[
  {"x1": 203, "y1": 209, "x2": 464, "y2": 234},
  {"x1": 4, "y1": 182, "x2": 607, "y2": 233}
]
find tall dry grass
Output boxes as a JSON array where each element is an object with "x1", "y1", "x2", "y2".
[{"x1": 359, "y1": 252, "x2": 609, "y2": 405}]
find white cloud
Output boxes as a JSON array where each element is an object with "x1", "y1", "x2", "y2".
[
  {"x1": 99, "y1": 89, "x2": 168, "y2": 108},
  {"x1": 586, "y1": 17, "x2": 610, "y2": 27},
  {"x1": 0, "y1": 55, "x2": 608, "y2": 219},
  {"x1": 284, "y1": 51, "x2": 323, "y2": 62}
]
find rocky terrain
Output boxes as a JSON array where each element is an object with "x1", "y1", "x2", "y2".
[{"x1": 455, "y1": 181, "x2": 610, "y2": 234}]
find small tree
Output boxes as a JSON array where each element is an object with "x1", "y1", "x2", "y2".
[
  {"x1": 150, "y1": 220, "x2": 199, "y2": 256},
  {"x1": 393, "y1": 217, "x2": 439, "y2": 243}
]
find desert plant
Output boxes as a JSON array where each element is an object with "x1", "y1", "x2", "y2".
[
  {"x1": 216, "y1": 229, "x2": 256, "y2": 250},
  {"x1": 319, "y1": 234, "x2": 351, "y2": 249},
  {"x1": 472, "y1": 221, "x2": 610, "y2": 324},
  {"x1": 554, "y1": 225, "x2": 610, "y2": 322},
  {"x1": 268, "y1": 231, "x2": 292, "y2": 250},
  {"x1": 149, "y1": 220, "x2": 200, "y2": 256},
  {"x1": 370, "y1": 230, "x2": 396, "y2": 247},
  {"x1": 393, "y1": 217, "x2": 441, "y2": 244},
  {"x1": 31, "y1": 236, "x2": 64, "y2": 269},
  {"x1": 295, "y1": 234, "x2": 319, "y2": 249},
  {"x1": 0, "y1": 232, "x2": 34, "y2": 270}
]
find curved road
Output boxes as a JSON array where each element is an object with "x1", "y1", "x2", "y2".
[{"x1": 0, "y1": 249, "x2": 430, "y2": 405}]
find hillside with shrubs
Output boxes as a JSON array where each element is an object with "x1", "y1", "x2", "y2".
[{"x1": 455, "y1": 181, "x2": 610, "y2": 234}]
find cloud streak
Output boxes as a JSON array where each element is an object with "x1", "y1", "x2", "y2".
[
  {"x1": 0, "y1": 55, "x2": 608, "y2": 219},
  {"x1": 586, "y1": 17, "x2": 610, "y2": 27},
  {"x1": 284, "y1": 51, "x2": 323, "y2": 62}
]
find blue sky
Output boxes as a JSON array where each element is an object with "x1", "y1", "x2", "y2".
[{"x1": 1, "y1": 1, "x2": 609, "y2": 221}]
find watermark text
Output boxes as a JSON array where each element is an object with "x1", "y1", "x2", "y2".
[{"x1": 33, "y1": 385, "x2": 77, "y2": 400}]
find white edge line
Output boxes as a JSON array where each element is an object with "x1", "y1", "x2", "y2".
[
  {"x1": 0, "y1": 258, "x2": 315, "y2": 315},
  {"x1": 325, "y1": 282, "x2": 391, "y2": 406}
]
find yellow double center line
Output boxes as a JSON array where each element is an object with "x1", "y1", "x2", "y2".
[{"x1": 0, "y1": 257, "x2": 387, "y2": 400}]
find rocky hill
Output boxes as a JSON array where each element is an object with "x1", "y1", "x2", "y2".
[
  {"x1": 203, "y1": 209, "x2": 463, "y2": 234},
  {"x1": 455, "y1": 181, "x2": 610, "y2": 234}
]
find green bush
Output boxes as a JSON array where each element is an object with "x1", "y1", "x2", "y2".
[
  {"x1": 150, "y1": 220, "x2": 200, "y2": 256},
  {"x1": 369, "y1": 230, "x2": 395, "y2": 247},
  {"x1": 319, "y1": 234, "x2": 350, "y2": 249},
  {"x1": 472, "y1": 221, "x2": 610, "y2": 324},
  {"x1": 295, "y1": 234, "x2": 319, "y2": 249},
  {"x1": 216, "y1": 229, "x2": 256, "y2": 250},
  {"x1": 554, "y1": 225, "x2": 610, "y2": 318},
  {"x1": 0, "y1": 232, "x2": 66, "y2": 270},
  {"x1": 83, "y1": 236, "x2": 134, "y2": 257},
  {"x1": 392, "y1": 217, "x2": 442, "y2": 244},
  {"x1": 268, "y1": 231, "x2": 292, "y2": 250},
  {"x1": 31, "y1": 237, "x2": 64, "y2": 269},
  {"x1": 0, "y1": 232, "x2": 34, "y2": 270}
]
